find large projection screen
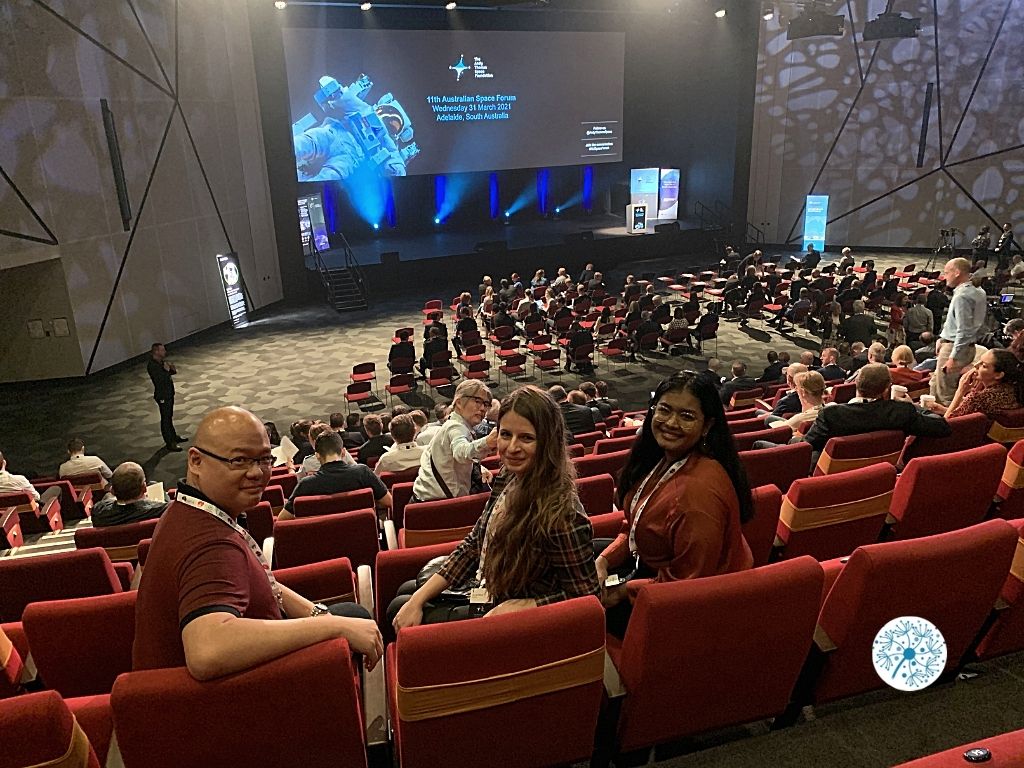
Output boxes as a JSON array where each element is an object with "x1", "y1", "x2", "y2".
[{"x1": 282, "y1": 28, "x2": 625, "y2": 181}]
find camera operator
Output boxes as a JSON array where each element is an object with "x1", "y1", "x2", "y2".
[{"x1": 972, "y1": 225, "x2": 992, "y2": 267}]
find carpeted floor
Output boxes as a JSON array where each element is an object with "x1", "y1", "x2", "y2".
[{"x1": 5, "y1": 247, "x2": 1020, "y2": 767}]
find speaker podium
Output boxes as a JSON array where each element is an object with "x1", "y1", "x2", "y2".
[{"x1": 626, "y1": 204, "x2": 648, "y2": 235}]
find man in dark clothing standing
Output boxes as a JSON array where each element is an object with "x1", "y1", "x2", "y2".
[{"x1": 148, "y1": 343, "x2": 185, "y2": 452}]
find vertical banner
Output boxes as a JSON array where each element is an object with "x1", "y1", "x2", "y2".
[
  {"x1": 803, "y1": 195, "x2": 829, "y2": 252},
  {"x1": 297, "y1": 192, "x2": 330, "y2": 252},
  {"x1": 658, "y1": 168, "x2": 680, "y2": 220},
  {"x1": 630, "y1": 168, "x2": 660, "y2": 214},
  {"x1": 217, "y1": 253, "x2": 249, "y2": 329}
]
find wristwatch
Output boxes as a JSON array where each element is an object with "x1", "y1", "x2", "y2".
[{"x1": 309, "y1": 602, "x2": 330, "y2": 618}]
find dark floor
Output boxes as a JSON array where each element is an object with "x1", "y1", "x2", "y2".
[{"x1": 3, "y1": 248, "x2": 1020, "y2": 767}]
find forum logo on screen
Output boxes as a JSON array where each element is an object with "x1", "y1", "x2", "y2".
[
  {"x1": 449, "y1": 54, "x2": 494, "y2": 82},
  {"x1": 450, "y1": 55, "x2": 470, "y2": 81}
]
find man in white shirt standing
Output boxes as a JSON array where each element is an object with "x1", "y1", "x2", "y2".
[
  {"x1": 374, "y1": 415, "x2": 424, "y2": 475},
  {"x1": 932, "y1": 258, "x2": 988, "y2": 405},
  {"x1": 58, "y1": 438, "x2": 113, "y2": 482}
]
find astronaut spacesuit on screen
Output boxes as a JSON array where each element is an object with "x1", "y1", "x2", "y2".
[{"x1": 292, "y1": 73, "x2": 420, "y2": 182}]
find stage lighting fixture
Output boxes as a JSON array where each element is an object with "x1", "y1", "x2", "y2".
[
  {"x1": 714, "y1": 7, "x2": 727, "y2": 19},
  {"x1": 787, "y1": 4, "x2": 845, "y2": 40},
  {"x1": 862, "y1": 11, "x2": 921, "y2": 41},
  {"x1": 762, "y1": 3, "x2": 774, "y2": 20},
  {"x1": 434, "y1": 217, "x2": 441, "y2": 225},
  {"x1": 445, "y1": 1, "x2": 457, "y2": 8},
  {"x1": 373, "y1": 222, "x2": 380, "y2": 230},
  {"x1": 274, "y1": 0, "x2": 287, "y2": 9},
  {"x1": 360, "y1": 2, "x2": 372, "y2": 10}
]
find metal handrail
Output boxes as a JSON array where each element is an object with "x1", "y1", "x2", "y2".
[
  {"x1": 714, "y1": 199, "x2": 765, "y2": 245},
  {"x1": 334, "y1": 230, "x2": 369, "y2": 307}
]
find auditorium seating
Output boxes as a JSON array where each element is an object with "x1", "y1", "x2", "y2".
[
  {"x1": 274, "y1": 557, "x2": 369, "y2": 610},
  {"x1": 0, "y1": 549, "x2": 127, "y2": 623},
  {"x1": 387, "y1": 596, "x2": 605, "y2": 768},
  {"x1": 994, "y1": 440, "x2": 1024, "y2": 520},
  {"x1": 292, "y1": 488, "x2": 375, "y2": 518},
  {"x1": 728, "y1": 417, "x2": 772, "y2": 434},
  {"x1": 241, "y1": 501, "x2": 275, "y2": 550},
  {"x1": 111, "y1": 639, "x2": 368, "y2": 768},
  {"x1": 260, "y1": 484, "x2": 286, "y2": 514},
  {"x1": 575, "y1": 473, "x2": 626, "y2": 538},
  {"x1": 728, "y1": 387, "x2": 763, "y2": 410},
  {"x1": 397, "y1": 492, "x2": 489, "y2": 548},
  {"x1": 775, "y1": 463, "x2": 896, "y2": 561},
  {"x1": 73, "y1": 518, "x2": 159, "y2": 562},
  {"x1": 807, "y1": 520, "x2": 1016, "y2": 706},
  {"x1": 897, "y1": 412, "x2": 989, "y2": 467},
  {"x1": 0, "y1": 690, "x2": 105, "y2": 768},
  {"x1": 0, "y1": 488, "x2": 63, "y2": 536},
  {"x1": 973, "y1": 518, "x2": 1024, "y2": 661},
  {"x1": 22, "y1": 591, "x2": 136, "y2": 697},
  {"x1": 375, "y1": 541, "x2": 459, "y2": 645},
  {"x1": 731, "y1": 426, "x2": 792, "y2": 453},
  {"x1": 573, "y1": 449, "x2": 629, "y2": 479},
  {"x1": 35, "y1": 479, "x2": 93, "y2": 523},
  {"x1": 268, "y1": 509, "x2": 380, "y2": 570},
  {"x1": 1, "y1": 624, "x2": 26, "y2": 699},
  {"x1": 378, "y1": 466, "x2": 419, "y2": 488},
  {"x1": 988, "y1": 408, "x2": 1024, "y2": 444},
  {"x1": 391, "y1": 482, "x2": 416, "y2": 529},
  {"x1": 740, "y1": 441, "x2": 813, "y2": 494},
  {"x1": 885, "y1": 444, "x2": 1006, "y2": 540},
  {"x1": 605, "y1": 557, "x2": 822, "y2": 755},
  {"x1": 593, "y1": 435, "x2": 636, "y2": 454},
  {"x1": 813, "y1": 430, "x2": 905, "y2": 475},
  {"x1": 744, "y1": 485, "x2": 783, "y2": 567},
  {"x1": 894, "y1": 728, "x2": 1024, "y2": 767}
]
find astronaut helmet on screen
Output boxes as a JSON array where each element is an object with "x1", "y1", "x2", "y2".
[{"x1": 292, "y1": 73, "x2": 420, "y2": 182}]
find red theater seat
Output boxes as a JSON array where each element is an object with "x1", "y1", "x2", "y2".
[
  {"x1": 740, "y1": 441, "x2": 812, "y2": 494},
  {"x1": 73, "y1": 518, "x2": 159, "y2": 562},
  {"x1": 388, "y1": 597, "x2": 605, "y2": 768},
  {"x1": 573, "y1": 449, "x2": 630, "y2": 480},
  {"x1": 0, "y1": 690, "x2": 103, "y2": 768},
  {"x1": 270, "y1": 509, "x2": 380, "y2": 570},
  {"x1": 731, "y1": 426, "x2": 792, "y2": 453},
  {"x1": 399, "y1": 493, "x2": 489, "y2": 548},
  {"x1": 995, "y1": 440, "x2": 1024, "y2": 520},
  {"x1": 0, "y1": 549, "x2": 123, "y2": 623},
  {"x1": 974, "y1": 518, "x2": 1024, "y2": 661},
  {"x1": 898, "y1": 412, "x2": 990, "y2": 467},
  {"x1": 813, "y1": 430, "x2": 905, "y2": 476},
  {"x1": 744, "y1": 484, "x2": 783, "y2": 567},
  {"x1": 112, "y1": 639, "x2": 367, "y2": 768},
  {"x1": 374, "y1": 541, "x2": 459, "y2": 645},
  {"x1": 292, "y1": 488, "x2": 375, "y2": 518},
  {"x1": 894, "y1": 728, "x2": 1024, "y2": 767}
]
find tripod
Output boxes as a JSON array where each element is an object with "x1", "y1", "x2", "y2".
[{"x1": 925, "y1": 229, "x2": 961, "y2": 271}]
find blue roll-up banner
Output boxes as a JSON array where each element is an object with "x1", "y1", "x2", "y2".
[
  {"x1": 658, "y1": 168, "x2": 680, "y2": 220},
  {"x1": 630, "y1": 168, "x2": 660, "y2": 215},
  {"x1": 803, "y1": 195, "x2": 829, "y2": 251}
]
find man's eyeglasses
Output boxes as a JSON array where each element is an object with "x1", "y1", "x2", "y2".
[{"x1": 194, "y1": 446, "x2": 274, "y2": 471}]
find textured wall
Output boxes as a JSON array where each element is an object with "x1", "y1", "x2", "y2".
[
  {"x1": 0, "y1": 0, "x2": 281, "y2": 381},
  {"x1": 747, "y1": 0, "x2": 1024, "y2": 249}
]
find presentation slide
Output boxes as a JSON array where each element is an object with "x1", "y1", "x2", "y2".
[{"x1": 282, "y1": 28, "x2": 625, "y2": 181}]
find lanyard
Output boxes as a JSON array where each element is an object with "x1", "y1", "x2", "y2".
[
  {"x1": 177, "y1": 492, "x2": 285, "y2": 612},
  {"x1": 475, "y1": 478, "x2": 515, "y2": 588},
  {"x1": 627, "y1": 455, "x2": 691, "y2": 555}
]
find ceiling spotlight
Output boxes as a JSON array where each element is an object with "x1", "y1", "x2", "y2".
[
  {"x1": 274, "y1": 0, "x2": 287, "y2": 8},
  {"x1": 714, "y1": 7, "x2": 727, "y2": 18},
  {"x1": 863, "y1": 11, "x2": 922, "y2": 41},
  {"x1": 787, "y1": 4, "x2": 845, "y2": 39},
  {"x1": 360, "y1": 2, "x2": 372, "y2": 9},
  {"x1": 445, "y1": 1, "x2": 457, "y2": 9}
]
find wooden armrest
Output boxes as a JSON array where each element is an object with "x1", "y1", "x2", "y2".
[
  {"x1": 603, "y1": 649, "x2": 626, "y2": 699},
  {"x1": 40, "y1": 495, "x2": 60, "y2": 518},
  {"x1": 129, "y1": 564, "x2": 144, "y2": 591},
  {"x1": 813, "y1": 625, "x2": 837, "y2": 653},
  {"x1": 363, "y1": 653, "x2": 388, "y2": 747},
  {"x1": 754, "y1": 399, "x2": 773, "y2": 411},
  {"x1": 262, "y1": 536, "x2": 275, "y2": 565},
  {"x1": 383, "y1": 520, "x2": 398, "y2": 551},
  {"x1": 356, "y1": 565, "x2": 374, "y2": 613}
]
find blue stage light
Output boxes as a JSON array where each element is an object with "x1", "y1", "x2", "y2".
[
  {"x1": 373, "y1": 222, "x2": 380, "y2": 230},
  {"x1": 555, "y1": 207, "x2": 561, "y2": 214},
  {"x1": 434, "y1": 217, "x2": 441, "y2": 225},
  {"x1": 504, "y1": 210, "x2": 511, "y2": 218}
]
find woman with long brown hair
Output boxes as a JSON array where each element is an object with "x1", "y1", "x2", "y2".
[{"x1": 392, "y1": 386, "x2": 599, "y2": 626}]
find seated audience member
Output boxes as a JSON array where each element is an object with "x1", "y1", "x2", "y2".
[
  {"x1": 597, "y1": 371, "x2": 754, "y2": 634},
  {"x1": 282, "y1": 430, "x2": 392, "y2": 519},
  {"x1": 329, "y1": 412, "x2": 346, "y2": 434},
  {"x1": 263, "y1": 422, "x2": 281, "y2": 447},
  {"x1": 839, "y1": 300, "x2": 877, "y2": 346},
  {"x1": 453, "y1": 306, "x2": 478, "y2": 356},
  {"x1": 491, "y1": 302, "x2": 516, "y2": 334},
  {"x1": 549, "y1": 385, "x2": 599, "y2": 437},
  {"x1": 903, "y1": 293, "x2": 934, "y2": 345},
  {"x1": 388, "y1": 329, "x2": 415, "y2": 372},
  {"x1": 889, "y1": 345, "x2": 924, "y2": 387},
  {"x1": 704, "y1": 358, "x2": 725, "y2": 388},
  {"x1": 0, "y1": 450, "x2": 59, "y2": 504},
  {"x1": 422, "y1": 311, "x2": 448, "y2": 342},
  {"x1": 419, "y1": 326, "x2": 449, "y2": 376},
  {"x1": 341, "y1": 413, "x2": 366, "y2": 450},
  {"x1": 472, "y1": 399, "x2": 501, "y2": 439},
  {"x1": 651, "y1": 295, "x2": 671, "y2": 325},
  {"x1": 815, "y1": 347, "x2": 847, "y2": 381},
  {"x1": 290, "y1": 420, "x2": 315, "y2": 465},
  {"x1": 580, "y1": 381, "x2": 612, "y2": 419},
  {"x1": 623, "y1": 274, "x2": 642, "y2": 303},
  {"x1": 564, "y1": 321, "x2": 595, "y2": 373},
  {"x1": 299, "y1": 423, "x2": 355, "y2": 477},
  {"x1": 798, "y1": 350, "x2": 818, "y2": 368},
  {"x1": 768, "y1": 288, "x2": 811, "y2": 330},
  {"x1": 132, "y1": 407, "x2": 381, "y2": 680},
  {"x1": 392, "y1": 386, "x2": 599, "y2": 626},
  {"x1": 847, "y1": 341, "x2": 869, "y2": 374},
  {"x1": 58, "y1": 437, "x2": 112, "y2": 482},
  {"x1": 355, "y1": 415, "x2": 393, "y2": 466},
  {"x1": 766, "y1": 371, "x2": 826, "y2": 434},
  {"x1": 755, "y1": 350, "x2": 784, "y2": 383},
  {"x1": 530, "y1": 268, "x2": 547, "y2": 288},
  {"x1": 595, "y1": 380, "x2": 620, "y2": 411},
  {"x1": 737, "y1": 283, "x2": 768, "y2": 328},
  {"x1": 802, "y1": 363, "x2": 951, "y2": 455},
  {"x1": 374, "y1": 415, "x2": 424, "y2": 475},
  {"x1": 408, "y1": 409, "x2": 428, "y2": 439},
  {"x1": 1005, "y1": 319, "x2": 1024, "y2": 361},
  {"x1": 664, "y1": 306, "x2": 691, "y2": 340},
  {"x1": 630, "y1": 311, "x2": 662, "y2": 360},
  {"x1": 413, "y1": 380, "x2": 497, "y2": 502},
  {"x1": 92, "y1": 462, "x2": 167, "y2": 528},
  {"x1": 719, "y1": 360, "x2": 757, "y2": 405},
  {"x1": 415, "y1": 404, "x2": 449, "y2": 446},
  {"x1": 847, "y1": 342, "x2": 886, "y2": 381},
  {"x1": 568, "y1": 389, "x2": 604, "y2": 428},
  {"x1": 921, "y1": 349, "x2": 1024, "y2": 420}
]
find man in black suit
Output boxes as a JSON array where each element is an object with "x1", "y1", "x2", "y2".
[
  {"x1": 755, "y1": 350, "x2": 785, "y2": 383},
  {"x1": 355, "y1": 415, "x2": 394, "y2": 466},
  {"x1": 577, "y1": 263, "x2": 595, "y2": 285},
  {"x1": 548, "y1": 385, "x2": 598, "y2": 438},
  {"x1": 580, "y1": 381, "x2": 613, "y2": 420},
  {"x1": 388, "y1": 330, "x2": 416, "y2": 372},
  {"x1": 758, "y1": 362, "x2": 807, "y2": 421},
  {"x1": 147, "y1": 343, "x2": 185, "y2": 452},
  {"x1": 815, "y1": 347, "x2": 847, "y2": 382},
  {"x1": 802, "y1": 364, "x2": 950, "y2": 454},
  {"x1": 839, "y1": 300, "x2": 877, "y2": 346},
  {"x1": 594, "y1": 380, "x2": 619, "y2": 411},
  {"x1": 719, "y1": 361, "x2": 758, "y2": 406}
]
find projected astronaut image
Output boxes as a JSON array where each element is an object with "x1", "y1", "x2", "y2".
[
  {"x1": 282, "y1": 29, "x2": 624, "y2": 178},
  {"x1": 292, "y1": 73, "x2": 420, "y2": 182}
]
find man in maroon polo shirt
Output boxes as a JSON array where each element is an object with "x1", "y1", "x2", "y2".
[{"x1": 133, "y1": 406, "x2": 382, "y2": 680}]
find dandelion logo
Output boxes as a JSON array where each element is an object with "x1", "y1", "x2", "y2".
[
  {"x1": 871, "y1": 616, "x2": 947, "y2": 692},
  {"x1": 449, "y1": 54, "x2": 470, "y2": 81}
]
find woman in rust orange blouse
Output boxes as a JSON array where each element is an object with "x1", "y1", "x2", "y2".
[{"x1": 597, "y1": 371, "x2": 753, "y2": 631}]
